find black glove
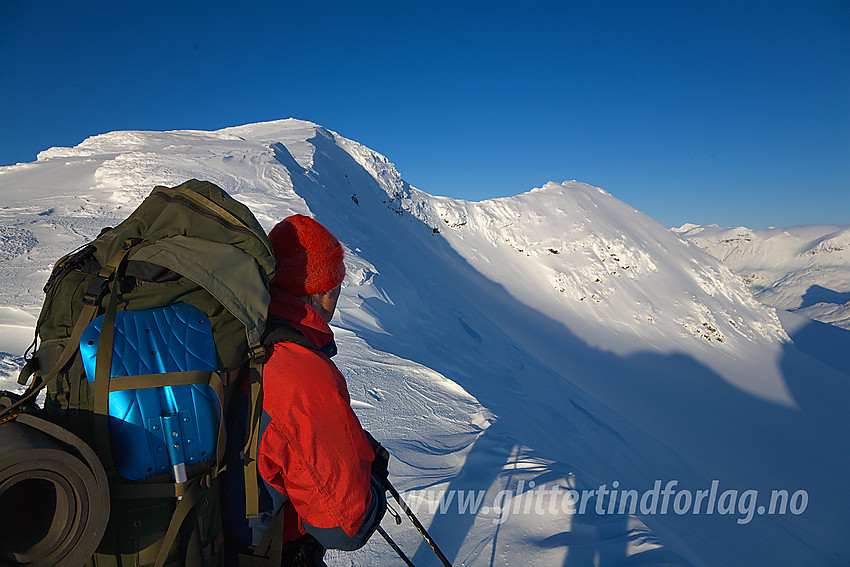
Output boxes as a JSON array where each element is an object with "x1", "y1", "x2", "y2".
[{"x1": 363, "y1": 430, "x2": 390, "y2": 488}]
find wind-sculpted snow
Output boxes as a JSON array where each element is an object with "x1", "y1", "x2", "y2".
[
  {"x1": 0, "y1": 225, "x2": 37, "y2": 262},
  {"x1": 1, "y1": 119, "x2": 849, "y2": 566}
]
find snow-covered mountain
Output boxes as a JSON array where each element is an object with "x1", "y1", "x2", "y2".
[
  {"x1": 1, "y1": 119, "x2": 848, "y2": 566},
  {"x1": 674, "y1": 223, "x2": 850, "y2": 330}
]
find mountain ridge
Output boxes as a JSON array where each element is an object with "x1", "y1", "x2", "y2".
[{"x1": 1, "y1": 119, "x2": 848, "y2": 566}]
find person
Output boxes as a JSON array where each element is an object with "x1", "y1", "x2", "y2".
[{"x1": 222, "y1": 214, "x2": 388, "y2": 566}]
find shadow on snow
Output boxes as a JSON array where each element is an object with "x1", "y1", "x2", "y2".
[{"x1": 284, "y1": 131, "x2": 850, "y2": 567}]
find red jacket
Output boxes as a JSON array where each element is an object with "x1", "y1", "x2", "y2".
[{"x1": 255, "y1": 285, "x2": 381, "y2": 546}]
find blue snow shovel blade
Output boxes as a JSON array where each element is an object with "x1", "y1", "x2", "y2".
[{"x1": 79, "y1": 303, "x2": 220, "y2": 480}]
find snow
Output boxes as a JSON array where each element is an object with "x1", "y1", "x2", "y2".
[
  {"x1": 1, "y1": 119, "x2": 849, "y2": 566},
  {"x1": 674, "y1": 223, "x2": 850, "y2": 330}
]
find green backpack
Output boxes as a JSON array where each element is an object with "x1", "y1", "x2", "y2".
[{"x1": 9, "y1": 179, "x2": 275, "y2": 567}]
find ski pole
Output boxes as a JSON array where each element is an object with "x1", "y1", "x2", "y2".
[
  {"x1": 385, "y1": 480, "x2": 454, "y2": 567},
  {"x1": 376, "y1": 525, "x2": 416, "y2": 567}
]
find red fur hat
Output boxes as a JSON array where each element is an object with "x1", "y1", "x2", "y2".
[{"x1": 268, "y1": 214, "x2": 345, "y2": 296}]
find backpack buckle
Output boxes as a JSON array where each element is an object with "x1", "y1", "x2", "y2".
[
  {"x1": 0, "y1": 391, "x2": 26, "y2": 425},
  {"x1": 249, "y1": 344, "x2": 266, "y2": 363},
  {"x1": 123, "y1": 238, "x2": 143, "y2": 250},
  {"x1": 0, "y1": 408, "x2": 22, "y2": 426},
  {"x1": 82, "y1": 276, "x2": 110, "y2": 306}
]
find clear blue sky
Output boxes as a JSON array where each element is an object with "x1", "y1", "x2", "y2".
[{"x1": 1, "y1": 1, "x2": 848, "y2": 228}]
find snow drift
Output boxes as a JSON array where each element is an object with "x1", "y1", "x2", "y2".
[{"x1": 1, "y1": 119, "x2": 848, "y2": 566}]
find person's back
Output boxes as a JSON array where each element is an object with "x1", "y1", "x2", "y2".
[{"x1": 222, "y1": 214, "x2": 387, "y2": 566}]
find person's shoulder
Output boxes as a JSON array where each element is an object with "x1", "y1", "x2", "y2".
[
  {"x1": 266, "y1": 341, "x2": 340, "y2": 388},
  {"x1": 262, "y1": 342, "x2": 348, "y2": 418}
]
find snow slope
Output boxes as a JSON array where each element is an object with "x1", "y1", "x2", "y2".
[
  {"x1": 1, "y1": 119, "x2": 848, "y2": 566},
  {"x1": 675, "y1": 223, "x2": 850, "y2": 330}
]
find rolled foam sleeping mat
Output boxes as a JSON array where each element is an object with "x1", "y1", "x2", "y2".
[{"x1": 0, "y1": 412, "x2": 109, "y2": 567}]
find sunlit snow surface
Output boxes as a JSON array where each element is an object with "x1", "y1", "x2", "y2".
[
  {"x1": 676, "y1": 223, "x2": 850, "y2": 331},
  {"x1": 1, "y1": 119, "x2": 848, "y2": 566}
]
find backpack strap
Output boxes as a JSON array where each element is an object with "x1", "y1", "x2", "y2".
[
  {"x1": 227, "y1": 507, "x2": 287, "y2": 566},
  {"x1": 90, "y1": 248, "x2": 127, "y2": 473},
  {"x1": 261, "y1": 318, "x2": 322, "y2": 352},
  {"x1": 153, "y1": 477, "x2": 204, "y2": 567},
  {"x1": 263, "y1": 317, "x2": 337, "y2": 358},
  {"x1": 241, "y1": 319, "x2": 322, "y2": 520},
  {"x1": 243, "y1": 359, "x2": 263, "y2": 520}
]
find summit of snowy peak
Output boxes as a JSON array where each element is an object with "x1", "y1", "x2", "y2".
[
  {"x1": 529, "y1": 181, "x2": 569, "y2": 193},
  {"x1": 422, "y1": 178, "x2": 788, "y2": 361},
  {"x1": 216, "y1": 118, "x2": 324, "y2": 141},
  {"x1": 673, "y1": 222, "x2": 701, "y2": 232},
  {"x1": 506, "y1": 180, "x2": 608, "y2": 201},
  {"x1": 805, "y1": 227, "x2": 850, "y2": 256}
]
